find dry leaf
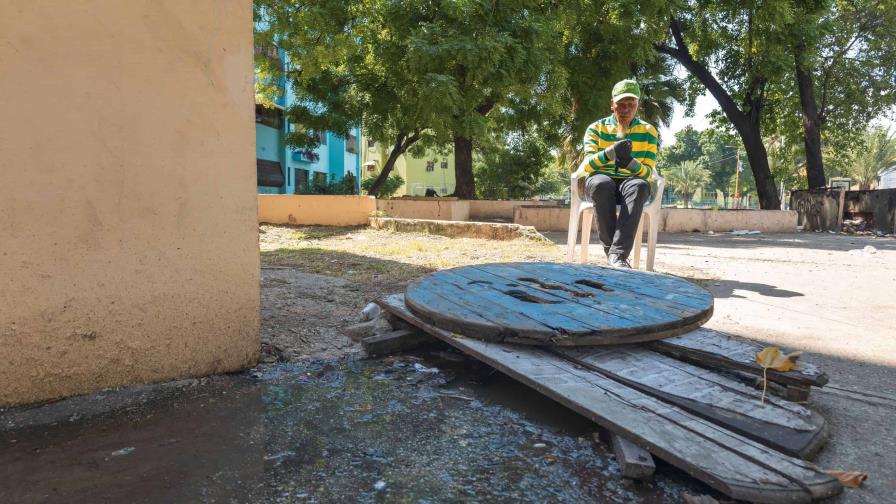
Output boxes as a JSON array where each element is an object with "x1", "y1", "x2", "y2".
[
  {"x1": 755, "y1": 347, "x2": 802, "y2": 372},
  {"x1": 826, "y1": 470, "x2": 868, "y2": 488},
  {"x1": 356, "y1": 403, "x2": 372, "y2": 412},
  {"x1": 755, "y1": 347, "x2": 803, "y2": 405}
]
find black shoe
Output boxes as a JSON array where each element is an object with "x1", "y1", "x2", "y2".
[{"x1": 607, "y1": 254, "x2": 631, "y2": 269}]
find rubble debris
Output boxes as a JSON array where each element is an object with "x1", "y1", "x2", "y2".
[{"x1": 360, "y1": 302, "x2": 383, "y2": 321}]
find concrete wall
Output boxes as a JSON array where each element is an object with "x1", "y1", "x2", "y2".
[
  {"x1": 468, "y1": 200, "x2": 558, "y2": 221},
  {"x1": 513, "y1": 207, "x2": 798, "y2": 233},
  {"x1": 661, "y1": 209, "x2": 798, "y2": 233},
  {"x1": 258, "y1": 195, "x2": 376, "y2": 226},
  {"x1": 0, "y1": 0, "x2": 260, "y2": 406},
  {"x1": 376, "y1": 198, "x2": 471, "y2": 221}
]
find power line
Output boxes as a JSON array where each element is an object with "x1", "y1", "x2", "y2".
[{"x1": 703, "y1": 154, "x2": 737, "y2": 165}]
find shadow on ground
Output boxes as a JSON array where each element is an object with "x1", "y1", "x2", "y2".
[
  {"x1": 0, "y1": 352, "x2": 705, "y2": 503},
  {"x1": 690, "y1": 278, "x2": 804, "y2": 299}
]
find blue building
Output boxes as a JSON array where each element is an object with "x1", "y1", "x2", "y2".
[{"x1": 255, "y1": 45, "x2": 360, "y2": 194}]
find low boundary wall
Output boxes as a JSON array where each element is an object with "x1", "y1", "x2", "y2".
[
  {"x1": 258, "y1": 195, "x2": 376, "y2": 226},
  {"x1": 513, "y1": 206, "x2": 798, "y2": 233}
]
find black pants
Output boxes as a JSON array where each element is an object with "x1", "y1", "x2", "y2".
[{"x1": 584, "y1": 175, "x2": 650, "y2": 258}]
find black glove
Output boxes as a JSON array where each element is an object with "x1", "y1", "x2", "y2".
[{"x1": 603, "y1": 139, "x2": 631, "y2": 162}]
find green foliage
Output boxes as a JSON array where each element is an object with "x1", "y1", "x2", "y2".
[
  {"x1": 665, "y1": 160, "x2": 711, "y2": 208},
  {"x1": 361, "y1": 173, "x2": 405, "y2": 199},
  {"x1": 474, "y1": 132, "x2": 559, "y2": 200},
  {"x1": 255, "y1": 0, "x2": 571, "y2": 198},
  {"x1": 847, "y1": 128, "x2": 896, "y2": 189},
  {"x1": 297, "y1": 175, "x2": 358, "y2": 196},
  {"x1": 657, "y1": 127, "x2": 756, "y2": 204}
]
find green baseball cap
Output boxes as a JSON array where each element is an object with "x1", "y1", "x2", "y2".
[{"x1": 612, "y1": 79, "x2": 641, "y2": 102}]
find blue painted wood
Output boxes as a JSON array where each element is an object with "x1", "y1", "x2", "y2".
[
  {"x1": 405, "y1": 263, "x2": 714, "y2": 346},
  {"x1": 470, "y1": 263, "x2": 688, "y2": 323}
]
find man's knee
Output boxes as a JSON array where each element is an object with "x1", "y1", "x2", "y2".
[
  {"x1": 586, "y1": 175, "x2": 616, "y2": 201},
  {"x1": 626, "y1": 178, "x2": 650, "y2": 199}
]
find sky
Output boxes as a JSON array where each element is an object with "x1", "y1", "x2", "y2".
[{"x1": 658, "y1": 93, "x2": 896, "y2": 146}]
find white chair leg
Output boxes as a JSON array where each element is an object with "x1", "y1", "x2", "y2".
[
  {"x1": 579, "y1": 207, "x2": 594, "y2": 263},
  {"x1": 566, "y1": 202, "x2": 580, "y2": 262},
  {"x1": 647, "y1": 213, "x2": 658, "y2": 272},
  {"x1": 632, "y1": 215, "x2": 644, "y2": 269}
]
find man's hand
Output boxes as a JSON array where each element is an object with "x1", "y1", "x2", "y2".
[{"x1": 604, "y1": 139, "x2": 632, "y2": 162}]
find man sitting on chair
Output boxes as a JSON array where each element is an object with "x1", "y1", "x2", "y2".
[{"x1": 577, "y1": 79, "x2": 658, "y2": 268}]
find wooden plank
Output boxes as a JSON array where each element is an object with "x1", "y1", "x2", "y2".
[
  {"x1": 376, "y1": 295, "x2": 842, "y2": 504},
  {"x1": 492, "y1": 262, "x2": 700, "y2": 318},
  {"x1": 562, "y1": 263, "x2": 715, "y2": 308},
  {"x1": 553, "y1": 346, "x2": 828, "y2": 459},
  {"x1": 405, "y1": 263, "x2": 713, "y2": 346},
  {"x1": 611, "y1": 434, "x2": 655, "y2": 480},
  {"x1": 405, "y1": 272, "x2": 564, "y2": 342},
  {"x1": 651, "y1": 328, "x2": 828, "y2": 388},
  {"x1": 362, "y1": 328, "x2": 434, "y2": 357},
  {"x1": 473, "y1": 263, "x2": 712, "y2": 337}
]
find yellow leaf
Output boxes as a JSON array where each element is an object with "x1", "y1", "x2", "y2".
[
  {"x1": 755, "y1": 347, "x2": 801, "y2": 372},
  {"x1": 825, "y1": 470, "x2": 868, "y2": 488},
  {"x1": 755, "y1": 347, "x2": 804, "y2": 405}
]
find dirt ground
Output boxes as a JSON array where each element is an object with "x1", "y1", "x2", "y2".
[
  {"x1": 2, "y1": 225, "x2": 892, "y2": 503},
  {"x1": 258, "y1": 224, "x2": 896, "y2": 503}
]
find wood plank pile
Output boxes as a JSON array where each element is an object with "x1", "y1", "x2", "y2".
[{"x1": 368, "y1": 293, "x2": 841, "y2": 503}]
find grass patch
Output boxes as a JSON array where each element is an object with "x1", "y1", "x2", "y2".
[{"x1": 259, "y1": 224, "x2": 563, "y2": 285}]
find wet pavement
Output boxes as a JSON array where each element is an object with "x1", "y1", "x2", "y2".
[{"x1": 1, "y1": 347, "x2": 708, "y2": 503}]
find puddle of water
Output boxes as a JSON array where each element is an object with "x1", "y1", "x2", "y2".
[{"x1": 0, "y1": 354, "x2": 705, "y2": 503}]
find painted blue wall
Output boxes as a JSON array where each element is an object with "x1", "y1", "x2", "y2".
[{"x1": 255, "y1": 46, "x2": 360, "y2": 194}]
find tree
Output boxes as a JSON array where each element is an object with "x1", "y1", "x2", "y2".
[
  {"x1": 657, "y1": 126, "x2": 703, "y2": 169},
  {"x1": 254, "y1": 2, "x2": 449, "y2": 196},
  {"x1": 255, "y1": 0, "x2": 567, "y2": 199},
  {"x1": 656, "y1": 3, "x2": 793, "y2": 209},
  {"x1": 474, "y1": 131, "x2": 554, "y2": 200},
  {"x1": 665, "y1": 160, "x2": 711, "y2": 208},
  {"x1": 403, "y1": 1, "x2": 564, "y2": 198},
  {"x1": 788, "y1": 0, "x2": 896, "y2": 189},
  {"x1": 553, "y1": 1, "x2": 684, "y2": 173},
  {"x1": 361, "y1": 173, "x2": 405, "y2": 199},
  {"x1": 849, "y1": 128, "x2": 896, "y2": 189}
]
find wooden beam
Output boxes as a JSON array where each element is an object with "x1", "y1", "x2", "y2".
[
  {"x1": 376, "y1": 295, "x2": 842, "y2": 503},
  {"x1": 650, "y1": 328, "x2": 828, "y2": 389},
  {"x1": 362, "y1": 328, "x2": 433, "y2": 357},
  {"x1": 611, "y1": 434, "x2": 655, "y2": 480}
]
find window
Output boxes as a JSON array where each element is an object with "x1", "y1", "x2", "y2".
[
  {"x1": 313, "y1": 171, "x2": 328, "y2": 187},
  {"x1": 441, "y1": 160, "x2": 449, "y2": 169},
  {"x1": 441, "y1": 187, "x2": 448, "y2": 194},
  {"x1": 368, "y1": 139, "x2": 376, "y2": 148},
  {"x1": 426, "y1": 161, "x2": 435, "y2": 172},
  {"x1": 345, "y1": 134, "x2": 358, "y2": 154},
  {"x1": 317, "y1": 131, "x2": 328, "y2": 145},
  {"x1": 255, "y1": 104, "x2": 282, "y2": 129},
  {"x1": 294, "y1": 169, "x2": 309, "y2": 193},
  {"x1": 257, "y1": 159, "x2": 284, "y2": 187}
]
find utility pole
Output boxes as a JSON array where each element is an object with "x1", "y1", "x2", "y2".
[{"x1": 734, "y1": 145, "x2": 741, "y2": 209}]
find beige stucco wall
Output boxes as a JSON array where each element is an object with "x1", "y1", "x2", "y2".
[
  {"x1": 513, "y1": 206, "x2": 798, "y2": 234},
  {"x1": 258, "y1": 195, "x2": 376, "y2": 226},
  {"x1": 661, "y1": 209, "x2": 798, "y2": 233},
  {"x1": 468, "y1": 200, "x2": 558, "y2": 221},
  {"x1": 0, "y1": 0, "x2": 259, "y2": 406},
  {"x1": 376, "y1": 198, "x2": 471, "y2": 221}
]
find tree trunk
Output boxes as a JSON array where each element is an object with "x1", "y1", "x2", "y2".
[
  {"x1": 657, "y1": 20, "x2": 780, "y2": 209},
  {"x1": 367, "y1": 132, "x2": 420, "y2": 197},
  {"x1": 453, "y1": 135, "x2": 475, "y2": 199},
  {"x1": 794, "y1": 46, "x2": 827, "y2": 189}
]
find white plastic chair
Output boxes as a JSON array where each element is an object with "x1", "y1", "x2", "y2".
[{"x1": 566, "y1": 164, "x2": 665, "y2": 271}]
